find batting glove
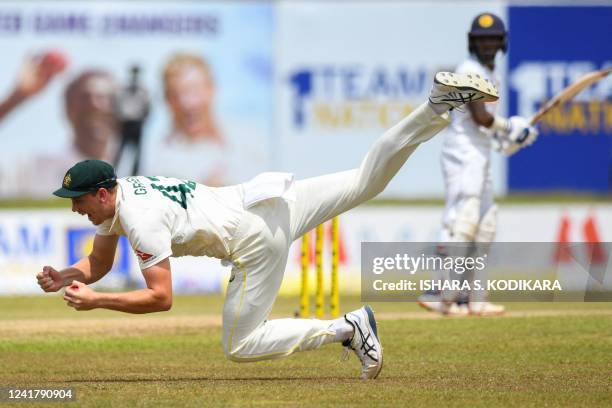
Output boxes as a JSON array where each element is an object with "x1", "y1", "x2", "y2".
[{"x1": 492, "y1": 115, "x2": 538, "y2": 156}]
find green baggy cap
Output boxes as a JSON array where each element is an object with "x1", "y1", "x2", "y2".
[{"x1": 53, "y1": 159, "x2": 117, "y2": 198}]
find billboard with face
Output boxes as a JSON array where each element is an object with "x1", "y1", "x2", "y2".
[{"x1": 0, "y1": 1, "x2": 274, "y2": 198}]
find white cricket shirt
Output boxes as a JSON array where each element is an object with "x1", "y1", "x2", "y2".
[
  {"x1": 444, "y1": 56, "x2": 501, "y2": 153},
  {"x1": 96, "y1": 172, "x2": 296, "y2": 270},
  {"x1": 97, "y1": 176, "x2": 244, "y2": 270}
]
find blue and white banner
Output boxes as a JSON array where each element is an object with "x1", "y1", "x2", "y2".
[
  {"x1": 275, "y1": 1, "x2": 506, "y2": 198},
  {"x1": 2, "y1": 205, "x2": 611, "y2": 295},
  {"x1": 0, "y1": 210, "x2": 231, "y2": 294},
  {"x1": 507, "y1": 6, "x2": 612, "y2": 193}
]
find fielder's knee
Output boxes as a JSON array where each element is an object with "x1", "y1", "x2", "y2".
[{"x1": 352, "y1": 172, "x2": 387, "y2": 203}]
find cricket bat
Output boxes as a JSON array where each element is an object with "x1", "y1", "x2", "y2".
[
  {"x1": 529, "y1": 67, "x2": 612, "y2": 125},
  {"x1": 500, "y1": 68, "x2": 611, "y2": 155}
]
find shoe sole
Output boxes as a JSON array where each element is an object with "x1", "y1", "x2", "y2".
[
  {"x1": 434, "y1": 72, "x2": 499, "y2": 103},
  {"x1": 363, "y1": 305, "x2": 383, "y2": 379}
]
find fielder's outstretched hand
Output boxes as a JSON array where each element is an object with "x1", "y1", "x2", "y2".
[
  {"x1": 64, "y1": 281, "x2": 97, "y2": 311},
  {"x1": 36, "y1": 266, "x2": 64, "y2": 292}
]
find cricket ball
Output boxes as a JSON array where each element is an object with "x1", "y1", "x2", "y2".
[{"x1": 41, "y1": 50, "x2": 68, "y2": 74}]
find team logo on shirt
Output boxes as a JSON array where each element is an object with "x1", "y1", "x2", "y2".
[{"x1": 135, "y1": 249, "x2": 154, "y2": 262}]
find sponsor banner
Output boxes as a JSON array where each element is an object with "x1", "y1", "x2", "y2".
[
  {"x1": 276, "y1": 1, "x2": 506, "y2": 198},
  {"x1": 0, "y1": 210, "x2": 230, "y2": 294},
  {"x1": 0, "y1": 1, "x2": 273, "y2": 197},
  {"x1": 66, "y1": 227, "x2": 131, "y2": 289},
  {"x1": 2, "y1": 204, "x2": 610, "y2": 295},
  {"x1": 280, "y1": 204, "x2": 612, "y2": 295},
  {"x1": 0, "y1": 210, "x2": 140, "y2": 294},
  {"x1": 507, "y1": 6, "x2": 612, "y2": 192},
  {"x1": 0, "y1": 211, "x2": 62, "y2": 294}
]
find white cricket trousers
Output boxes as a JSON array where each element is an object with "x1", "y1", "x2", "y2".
[
  {"x1": 440, "y1": 141, "x2": 495, "y2": 239},
  {"x1": 223, "y1": 103, "x2": 449, "y2": 362}
]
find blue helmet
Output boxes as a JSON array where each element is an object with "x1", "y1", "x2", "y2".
[{"x1": 468, "y1": 13, "x2": 507, "y2": 54}]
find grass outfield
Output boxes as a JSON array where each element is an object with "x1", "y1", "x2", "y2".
[{"x1": 1, "y1": 296, "x2": 611, "y2": 407}]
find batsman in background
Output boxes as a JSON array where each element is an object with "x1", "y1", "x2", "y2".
[
  {"x1": 418, "y1": 13, "x2": 538, "y2": 316},
  {"x1": 36, "y1": 72, "x2": 498, "y2": 379}
]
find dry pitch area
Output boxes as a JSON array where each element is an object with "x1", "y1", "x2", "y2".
[{"x1": 1, "y1": 295, "x2": 611, "y2": 407}]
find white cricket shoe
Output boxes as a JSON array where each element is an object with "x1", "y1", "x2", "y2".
[
  {"x1": 418, "y1": 292, "x2": 446, "y2": 313},
  {"x1": 418, "y1": 294, "x2": 469, "y2": 317},
  {"x1": 343, "y1": 305, "x2": 383, "y2": 379},
  {"x1": 446, "y1": 303, "x2": 470, "y2": 317},
  {"x1": 469, "y1": 301, "x2": 505, "y2": 316},
  {"x1": 429, "y1": 71, "x2": 499, "y2": 110}
]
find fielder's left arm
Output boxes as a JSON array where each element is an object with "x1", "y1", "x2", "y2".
[
  {"x1": 64, "y1": 257, "x2": 173, "y2": 313},
  {"x1": 37, "y1": 234, "x2": 119, "y2": 292}
]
